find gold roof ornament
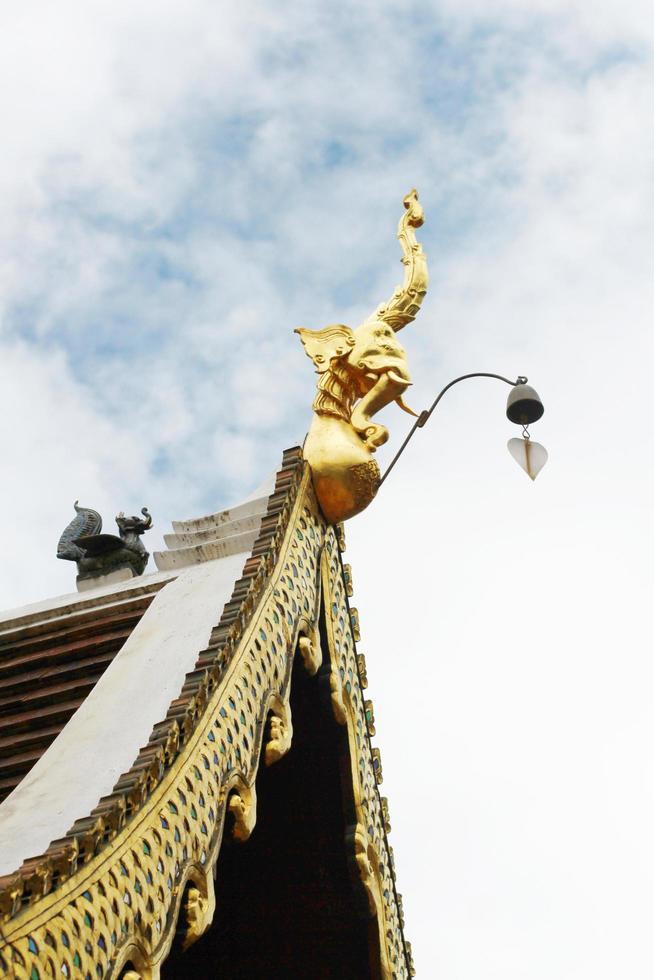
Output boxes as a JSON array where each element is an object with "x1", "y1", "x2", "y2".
[{"x1": 296, "y1": 189, "x2": 428, "y2": 523}]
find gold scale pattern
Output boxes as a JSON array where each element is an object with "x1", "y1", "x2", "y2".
[
  {"x1": 0, "y1": 465, "x2": 413, "y2": 979},
  {"x1": 322, "y1": 528, "x2": 414, "y2": 979}
]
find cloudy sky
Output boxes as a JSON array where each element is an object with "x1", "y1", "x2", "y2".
[{"x1": 1, "y1": 1, "x2": 653, "y2": 976}]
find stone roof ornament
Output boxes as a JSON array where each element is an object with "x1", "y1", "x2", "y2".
[
  {"x1": 296, "y1": 189, "x2": 428, "y2": 523},
  {"x1": 57, "y1": 502, "x2": 153, "y2": 591}
]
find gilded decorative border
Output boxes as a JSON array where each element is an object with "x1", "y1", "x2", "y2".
[
  {"x1": 321, "y1": 527, "x2": 415, "y2": 979},
  {"x1": 0, "y1": 455, "x2": 323, "y2": 978},
  {"x1": 0, "y1": 449, "x2": 414, "y2": 979}
]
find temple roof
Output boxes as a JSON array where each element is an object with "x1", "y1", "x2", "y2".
[
  {"x1": 0, "y1": 472, "x2": 274, "y2": 878},
  {"x1": 0, "y1": 447, "x2": 414, "y2": 979}
]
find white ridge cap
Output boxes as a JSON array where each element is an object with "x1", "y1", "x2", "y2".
[
  {"x1": 171, "y1": 493, "x2": 270, "y2": 535},
  {"x1": 170, "y1": 470, "x2": 275, "y2": 534},
  {"x1": 155, "y1": 473, "x2": 275, "y2": 570},
  {"x1": 163, "y1": 511, "x2": 264, "y2": 551},
  {"x1": 154, "y1": 528, "x2": 260, "y2": 571}
]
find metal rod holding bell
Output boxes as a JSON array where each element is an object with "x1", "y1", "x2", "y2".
[{"x1": 378, "y1": 373, "x2": 547, "y2": 489}]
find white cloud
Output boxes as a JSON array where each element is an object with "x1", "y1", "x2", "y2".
[
  {"x1": 0, "y1": 341, "x2": 155, "y2": 599},
  {"x1": 347, "y1": 15, "x2": 654, "y2": 977},
  {"x1": 0, "y1": 2, "x2": 653, "y2": 976}
]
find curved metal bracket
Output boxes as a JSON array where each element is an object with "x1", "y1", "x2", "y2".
[{"x1": 378, "y1": 372, "x2": 527, "y2": 489}]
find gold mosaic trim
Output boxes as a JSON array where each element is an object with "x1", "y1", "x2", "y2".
[
  {"x1": 0, "y1": 449, "x2": 304, "y2": 926},
  {"x1": 0, "y1": 464, "x2": 323, "y2": 980},
  {"x1": 0, "y1": 450, "x2": 413, "y2": 979},
  {"x1": 0, "y1": 462, "x2": 323, "y2": 978},
  {"x1": 322, "y1": 527, "x2": 414, "y2": 979}
]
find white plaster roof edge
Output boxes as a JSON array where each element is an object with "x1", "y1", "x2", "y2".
[
  {"x1": 171, "y1": 479, "x2": 275, "y2": 532},
  {"x1": 0, "y1": 568, "x2": 176, "y2": 635},
  {"x1": 0, "y1": 550, "x2": 251, "y2": 877}
]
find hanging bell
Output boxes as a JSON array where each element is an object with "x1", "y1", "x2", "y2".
[{"x1": 506, "y1": 383, "x2": 544, "y2": 425}]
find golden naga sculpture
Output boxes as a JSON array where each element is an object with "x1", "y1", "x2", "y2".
[{"x1": 297, "y1": 189, "x2": 428, "y2": 523}]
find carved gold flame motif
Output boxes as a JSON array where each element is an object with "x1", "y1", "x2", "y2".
[{"x1": 297, "y1": 189, "x2": 428, "y2": 523}]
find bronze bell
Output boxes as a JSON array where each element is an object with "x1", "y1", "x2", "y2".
[{"x1": 506, "y1": 382, "x2": 544, "y2": 425}]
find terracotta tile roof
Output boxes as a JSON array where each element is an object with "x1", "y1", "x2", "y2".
[{"x1": 0, "y1": 584, "x2": 168, "y2": 804}]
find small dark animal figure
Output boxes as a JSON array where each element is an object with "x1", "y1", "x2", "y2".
[{"x1": 57, "y1": 502, "x2": 152, "y2": 583}]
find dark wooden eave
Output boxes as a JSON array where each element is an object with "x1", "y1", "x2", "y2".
[{"x1": 0, "y1": 583, "x2": 167, "y2": 803}]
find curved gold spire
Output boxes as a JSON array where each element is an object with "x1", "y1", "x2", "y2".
[
  {"x1": 297, "y1": 190, "x2": 429, "y2": 523},
  {"x1": 364, "y1": 188, "x2": 428, "y2": 333}
]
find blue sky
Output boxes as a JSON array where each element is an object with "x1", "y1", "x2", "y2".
[{"x1": 1, "y1": 1, "x2": 654, "y2": 975}]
